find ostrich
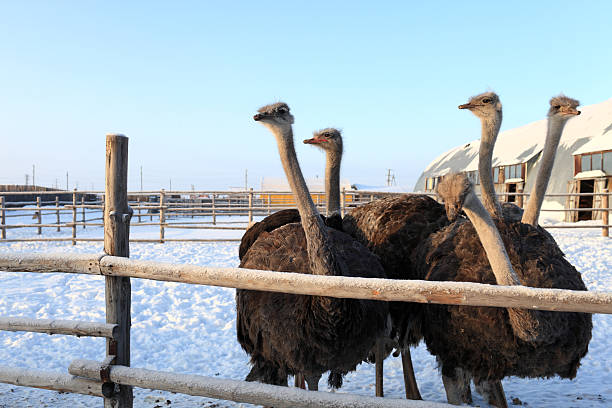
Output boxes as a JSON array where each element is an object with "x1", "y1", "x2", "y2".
[
  {"x1": 341, "y1": 166, "x2": 448, "y2": 400},
  {"x1": 237, "y1": 102, "x2": 389, "y2": 393},
  {"x1": 238, "y1": 130, "x2": 342, "y2": 261},
  {"x1": 414, "y1": 93, "x2": 591, "y2": 407}
]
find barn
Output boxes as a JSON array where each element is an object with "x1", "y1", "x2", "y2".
[{"x1": 414, "y1": 97, "x2": 612, "y2": 222}]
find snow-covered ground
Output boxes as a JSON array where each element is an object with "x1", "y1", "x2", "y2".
[{"x1": 0, "y1": 214, "x2": 610, "y2": 407}]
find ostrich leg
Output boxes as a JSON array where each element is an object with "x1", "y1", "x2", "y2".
[{"x1": 401, "y1": 348, "x2": 422, "y2": 400}]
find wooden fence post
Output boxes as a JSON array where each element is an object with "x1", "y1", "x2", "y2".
[
  {"x1": 341, "y1": 188, "x2": 346, "y2": 217},
  {"x1": 248, "y1": 188, "x2": 253, "y2": 225},
  {"x1": 517, "y1": 186, "x2": 524, "y2": 208},
  {"x1": 72, "y1": 189, "x2": 77, "y2": 245},
  {"x1": 56, "y1": 196, "x2": 61, "y2": 232},
  {"x1": 603, "y1": 189, "x2": 609, "y2": 238},
  {"x1": 36, "y1": 196, "x2": 42, "y2": 235},
  {"x1": 267, "y1": 195, "x2": 271, "y2": 216},
  {"x1": 82, "y1": 196, "x2": 86, "y2": 229},
  {"x1": 137, "y1": 197, "x2": 141, "y2": 223},
  {"x1": 212, "y1": 194, "x2": 216, "y2": 225},
  {"x1": 104, "y1": 133, "x2": 133, "y2": 408},
  {"x1": 159, "y1": 190, "x2": 165, "y2": 243},
  {"x1": 0, "y1": 196, "x2": 5, "y2": 240}
]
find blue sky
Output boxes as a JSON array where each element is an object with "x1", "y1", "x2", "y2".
[{"x1": 1, "y1": 1, "x2": 611, "y2": 191}]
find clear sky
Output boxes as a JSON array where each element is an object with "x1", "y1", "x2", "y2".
[{"x1": 1, "y1": 1, "x2": 611, "y2": 191}]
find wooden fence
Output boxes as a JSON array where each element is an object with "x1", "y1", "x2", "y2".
[
  {"x1": 0, "y1": 189, "x2": 610, "y2": 243},
  {"x1": 0, "y1": 134, "x2": 611, "y2": 407}
]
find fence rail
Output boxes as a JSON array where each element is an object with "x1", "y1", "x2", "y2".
[{"x1": 1, "y1": 189, "x2": 610, "y2": 242}]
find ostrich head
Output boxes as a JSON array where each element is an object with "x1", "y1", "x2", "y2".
[
  {"x1": 458, "y1": 91, "x2": 502, "y2": 121},
  {"x1": 253, "y1": 102, "x2": 294, "y2": 133},
  {"x1": 436, "y1": 173, "x2": 473, "y2": 222},
  {"x1": 548, "y1": 95, "x2": 580, "y2": 119},
  {"x1": 303, "y1": 128, "x2": 343, "y2": 154}
]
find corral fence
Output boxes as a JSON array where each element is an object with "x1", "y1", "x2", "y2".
[
  {"x1": 1, "y1": 188, "x2": 610, "y2": 244},
  {"x1": 0, "y1": 134, "x2": 611, "y2": 407}
]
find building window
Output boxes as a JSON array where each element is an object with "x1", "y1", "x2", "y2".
[
  {"x1": 493, "y1": 167, "x2": 499, "y2": 183},
  {"x1": 504, "y1": 164, "x2": 522, "y2": 180},
  {"x1": 604, "y1": 152, "x2": 612, "y2": 173},
  {"x1": 581, "y1": 154, "x2": 591, "y2": 172},
  {"x1": 592, "y1": 153, "x2": 603, "y2": 171}
]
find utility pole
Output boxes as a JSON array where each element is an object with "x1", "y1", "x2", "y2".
[
  {"x1": 245, "y1": 169, "x2": 248, "y2": 191},
  {"x1": 55, "y1": 179, "x2": 58, "y2": 190},
  {"x1": 32, "y1": 165, "x2": 35, "y2": 187},
  {"x1": 25, "y1": 174, "x2": 29, "y2": 186},
  {"x1": 386, "y1": 169, "x2": 396, "y2": 187},
  {"x1": 140, "y1": 166, "x2": 143, "y2": 191},
  {"x1": 169, "y1": 178, "x2": 172, "y2": 191},
  {"x1": 66, "y1": 172, "x2": 69, "y2": 190}
]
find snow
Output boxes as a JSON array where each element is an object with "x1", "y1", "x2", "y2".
[
  {"x1": 574, "y1": 170, "x2": 608, "y2": 179},
  {"x1": 0, "y1": 217, "x2": 611, "y2": 407}
]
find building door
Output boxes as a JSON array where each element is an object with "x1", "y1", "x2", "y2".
[
  {"x1": 506, "y1": 183, "x2": 517, "y2": 203},
  {"x1": 578, "y1": 179, "x2": 594, "y2": 221}
]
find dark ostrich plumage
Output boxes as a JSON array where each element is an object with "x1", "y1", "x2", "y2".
[
  {"x1": 237, "y1": 222, "x2": 389, "y2": 388},
  {"x1": 238, "y1": 209, "x2": 341, "y2": 261},
  {"x1": 342, "y1": 194, "x2": 448, "y2": 345},
  {"x1": 413, "y1": 214, "x2": 592, "y2": 384}
]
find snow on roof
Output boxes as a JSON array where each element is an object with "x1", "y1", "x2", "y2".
[
  {"x1": 419, "y1": 97, "x2": 612, "y2": 179},
  {"x1": 574, "y1": 170, "x2": 608, "y2": 179},
  {"x1": 573, "y1": 134, "x2": 612, "y2": 155},
  {"x1": 260, "y1": 177, "x2": 352, "y2": 192}
]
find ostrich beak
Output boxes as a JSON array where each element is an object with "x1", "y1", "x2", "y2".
[
  {"x1": 458, "y1": 103, "x2": 475, "y2": 110},
  {"x1": 303, "y1": 136, "x2": 325, "y2": 144},
  {"x1": 253, "y1": 113, "x2": 265, "y2": 121}
]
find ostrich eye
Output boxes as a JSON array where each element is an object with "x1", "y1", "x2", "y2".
[
  {"x1": 482, "y1": 98, "x2": 491, "y2": 104},
  {"x1": 554, "y1": 105, "x2": 561, "y2": 109},
  {"x1": 278, "y1": 107, "x2": 288, "y2": 114}
]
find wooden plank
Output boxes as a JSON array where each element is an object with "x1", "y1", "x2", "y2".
[
  {"x1": 0, "y1": 196, "x2": 5, "y2": 239},
  {"x1": 56, "y1": 196, "x2": 61, "y2": 232},
  {"x1": 72, "y1": 190, "x2": 77, "y2": 245},
  {"x1": 104, "y1": 133, "x2": 133, "y2": 408},
  {"x1": 2, "y1": 252, "x2": 611, "y2": 314},
  {"x1": 0, "y1": 365, "x2": 104, "y2": 397},
  {"x1": 0, "y1": 316, "x2": 117, "y2": 338},
  {"x1": 0, "y1": 252, "x2": 102, "y2": 273},
  {"x1": 603, "y1": 189, "x2": 609, "y2": 238},
  {"x1": 69, "y1": 360, "x2": 451, "y2": 408},
  {"x1": 96, "y1": 255, "x2": 612, "y2": 314},
  {"x1": 36, "y1": 196, "x2": 42, "y2": 235}
]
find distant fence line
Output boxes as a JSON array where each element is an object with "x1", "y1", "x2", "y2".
[{"x1": 0, "y1": 188, "x2": 610, "y2": 243}]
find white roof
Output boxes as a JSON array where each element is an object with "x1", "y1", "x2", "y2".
[
  {"x1": 420, "y1": 97, "x2": 612, "y2": 177},
  {"x1": 573, "y1": 135, "x2": 612, "y2": 155},
  {"x1": 352, "y1": 183, "x2": 412, "y2": 193},
  {"x1": 260, "y1": 177, "x2": 352, "y2": 192}
]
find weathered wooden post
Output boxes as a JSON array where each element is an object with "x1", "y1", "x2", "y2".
[
  {"x1": 517, "y1": 186, "x2": 524, "y2": 208},
  {"x1": 248, "y1": 188, "x2": 253, "y2": 225},
  {"x1": 82, "y1": 196, "x2": 86, "y2": 229},
  {"x1": 0, "y1": 196, "x2": 5, "y2": 240},
  {"x1": 159, "y1": 190, "x2": 165, "y2": 243},
  {"x1": 211, "y1": 193, "x2": 216, "y2": 225},
  {"x1": 103, "y1": 133, "x2": 133, "y2": 407},
  {"x1": 603, "y1": 189, "x2": 609, "y2": 238},
  {"x1": 56, "y1": 196, "x2": 61, "y2": 232},
  {"x1": 36, "y1": 196, "x2": 42, "y2": 235},
  {"x1": 72, "y1": 189, "x2": 77, "y2": 245},
  {"x1": 341, "y1": 187, "x2": 346, "y2": 217},
  {"x1": 136, "y1": 197, "x2": 141, "y2": 223},
  {"x1": 267, "y1": 194, "x2": 271, "y2": 216}
]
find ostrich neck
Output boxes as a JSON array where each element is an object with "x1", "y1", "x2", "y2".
[
  {"x1": 463, "y1": 190, "x2": 521, "y2": 286},
  {"x1": 478, "y1": 115, "x2": 503, "y2": 219},
  {"x1": 325, "y1": 148, "x2": 342, "y2": 217},
  {"x1": 521, "y1": 118, "x2": 566, "y2": 226},
  {"x1": 271, "y1": 126, "x2": 338, "y2": 276}
]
